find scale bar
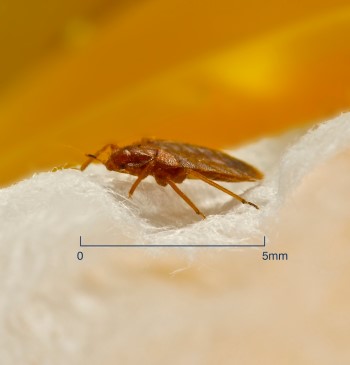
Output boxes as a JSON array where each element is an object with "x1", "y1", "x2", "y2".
[{"x1": 80, "y1": 236, "x2": 266, "y2": 248}]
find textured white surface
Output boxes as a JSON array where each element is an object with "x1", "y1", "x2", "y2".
[{"x1": 0, "y1": 113, "x2": 349, "y2": 364}]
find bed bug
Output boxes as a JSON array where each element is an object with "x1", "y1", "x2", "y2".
[{"x1": 80, "y1": 139, "x2": 263, "y2": 219}]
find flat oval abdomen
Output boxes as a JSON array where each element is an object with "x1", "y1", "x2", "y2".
[{"x1": 145, "y1": 139, "x2": 263, "y2": 182}]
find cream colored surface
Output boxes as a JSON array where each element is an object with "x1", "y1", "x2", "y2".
[{"x1": 0, "y1": 115, "x2": 349, "y2": 364}]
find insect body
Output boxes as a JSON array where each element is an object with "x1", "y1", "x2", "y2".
[{"x1": 81, "y1": 139, "x2": 263, "y2": 218}]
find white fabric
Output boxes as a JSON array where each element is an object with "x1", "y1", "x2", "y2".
[{"x1": 0, "y1": 113, "x2": 349, "y2": 364}]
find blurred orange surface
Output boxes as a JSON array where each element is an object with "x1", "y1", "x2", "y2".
[{"x1": 0, "y1": 0, "x2": 350, "y2": 186}]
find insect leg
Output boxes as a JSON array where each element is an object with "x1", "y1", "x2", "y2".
[
  {"x1": 187, "y1": 170, "x2": 259, "y2": 209},
  {"x1": 166, "y1": 179, "x2": 206, "y2": 219},
  {"x1": 81, "y1": 144, "x2": 116, "y2": 171},
  {"x1": 128, "y1": 161, "x2": 155, "y2": 198}
]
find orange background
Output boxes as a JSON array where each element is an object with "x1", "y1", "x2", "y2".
[{"x1": 1, "y1": 0, "x2": 350, "y2": 186}]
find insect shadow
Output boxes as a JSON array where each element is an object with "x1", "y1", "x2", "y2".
[{"x1": 106, "y1": 176, "x2": 256, "y2": 228}]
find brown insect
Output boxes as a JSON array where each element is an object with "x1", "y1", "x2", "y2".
[{"x1": 81, "y1": 139, "x2": 263, "y2": 219}]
